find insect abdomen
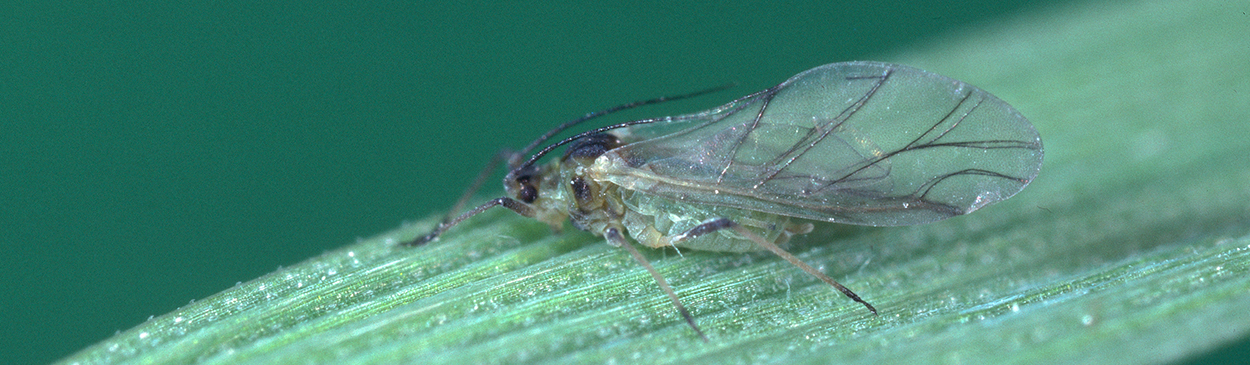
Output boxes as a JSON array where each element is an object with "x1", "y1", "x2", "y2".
[{"x1": 619, "y1": 189, "x2": 801, "y2": 252}]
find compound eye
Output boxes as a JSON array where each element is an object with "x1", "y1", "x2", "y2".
[
  {"x1": 518, "y1": 184, "x2": 538, "y2": 203},
  {"x1": 513, "y1": 175, "x2": 539, "y2": 203}
]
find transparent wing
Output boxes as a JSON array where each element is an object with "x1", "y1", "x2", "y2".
[{"x1": 595, "y1": 61, "x2": 1044, "y2": 226}]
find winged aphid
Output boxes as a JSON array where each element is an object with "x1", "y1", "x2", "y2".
[{"x1": 408, "y1": 61, "x2": 1044, "y2": 341}]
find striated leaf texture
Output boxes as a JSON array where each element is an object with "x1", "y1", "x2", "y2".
[{"x1": 59, "y1": 0, "x2": 1250, "y2": 364}]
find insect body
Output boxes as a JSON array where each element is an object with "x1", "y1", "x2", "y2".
[{"x1": 409, "y1": 61, "x2": 1044, "y2": 341}]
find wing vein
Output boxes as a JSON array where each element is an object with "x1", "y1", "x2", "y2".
[
  {"x1": 717, "y1": 89, "x2": 780, "y2": 184},
  {"x1": 752, "y1": 68, "x2": 894, "y2": 189}
]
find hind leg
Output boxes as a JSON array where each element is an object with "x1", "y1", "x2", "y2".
[
  {"x1": 604, "y1": 226, "x2": 709, "y2": 342},
  {"x1": 670, "y1": 218, "x2": 877, "y2": 315}
]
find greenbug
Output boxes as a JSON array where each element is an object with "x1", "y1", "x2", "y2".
[{"x1": 408, "y1": 61, "x2": 1043, "y2": 341}]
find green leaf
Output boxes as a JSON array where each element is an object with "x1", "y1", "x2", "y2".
[{"x1": 58, "y1": 0, "x2": 1250, "y2": 364}]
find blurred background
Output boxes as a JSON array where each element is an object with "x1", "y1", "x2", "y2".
[{"x1": 4, "y1": 1, "x2": 1245, "y2": 363}]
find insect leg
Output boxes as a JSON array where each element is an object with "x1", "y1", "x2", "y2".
[
  {"x1": 405, "y1": 197, "x2": 534, "y2": 246},
  {"x1": 605, "y1": 227, "x2": 709, "y2": 342},
  {"x1": 676, "y1": 218, "x2": 879, "y2": 315}
]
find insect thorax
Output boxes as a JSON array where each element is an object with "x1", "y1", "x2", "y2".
[{"x1": 536, "y1": 133, "x2": 632, "y2": 237}]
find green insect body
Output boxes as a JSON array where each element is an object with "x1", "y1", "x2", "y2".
[{"x1": 411, "y1": 61, "x2": 1043, "y2": 341}]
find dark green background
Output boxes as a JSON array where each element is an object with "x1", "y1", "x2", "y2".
[{"x1": 3, "y1": 1, "x2": 1244, "y2": 364}]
